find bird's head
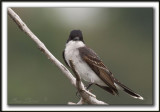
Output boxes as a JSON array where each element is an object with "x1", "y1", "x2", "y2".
[{"x1": 67, "y1": 30, "x2": 84, "y2": 43}]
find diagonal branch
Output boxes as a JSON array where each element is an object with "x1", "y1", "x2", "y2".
[
  {"x1": 8, "y1": 8, "x2": 107, "y2": 104},
  {"x1": 8, "y1": 7, "x2": 76, "y2": 87}
]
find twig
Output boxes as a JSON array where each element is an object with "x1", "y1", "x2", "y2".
[{"x1": 8, "y1": 8, "x2": 107, "y2": 104}]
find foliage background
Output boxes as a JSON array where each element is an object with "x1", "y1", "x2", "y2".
[{"x1": 8, "y1": 8, "x2": 153, "y2": 105}]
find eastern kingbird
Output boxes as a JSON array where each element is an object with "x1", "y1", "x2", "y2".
[{"x1": 63, "y1": 30, "x2": 143, "y2": 100}]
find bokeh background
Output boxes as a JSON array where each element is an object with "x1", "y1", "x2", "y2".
[{"x1": 8, "y1": 8, "x2": 153, "y2": 105}]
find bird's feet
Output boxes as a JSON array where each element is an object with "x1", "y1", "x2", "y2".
[{"x1": 75, "y1": 83, "x2": 96, "y2": 98}]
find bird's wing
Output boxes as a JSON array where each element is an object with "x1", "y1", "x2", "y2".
[{"x1": 78, "y1": 47, "x2": 117, "y2": 92}]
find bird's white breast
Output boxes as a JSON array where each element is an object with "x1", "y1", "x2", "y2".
[
  {"x1": 64, "y1": 41, "x2": 85, "y2": 67},
  {"x1": 64, "y1": 41, "x2": 106, "y2": 86}
]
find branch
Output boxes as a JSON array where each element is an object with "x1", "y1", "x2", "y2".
[
  {"x1": 8, "y1": 8, "x2": 107, "y2": 105},
  {"x1": 8, "y1": 8, "x2": 76, "y2": 86}
]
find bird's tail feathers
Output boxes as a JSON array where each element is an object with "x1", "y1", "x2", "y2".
[{"x1": 114, "y1": 79, "x2": 144, "y2": 100}]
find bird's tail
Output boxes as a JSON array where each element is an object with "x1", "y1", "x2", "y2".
[{"x1": 114, "y1": 78, "x2": 144, "y2": 100}]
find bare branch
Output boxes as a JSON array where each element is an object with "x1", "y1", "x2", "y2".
[
  {"x1": 8, "y1": 8, "x2": 107, "y2": 105},
  {"x1": 8, "y1": 8, "x2": 76, "y2": 86}
]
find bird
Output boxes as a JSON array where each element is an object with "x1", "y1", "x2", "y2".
[{"x1": 63, "y1": 30, "x2": 143, "y2": 100}]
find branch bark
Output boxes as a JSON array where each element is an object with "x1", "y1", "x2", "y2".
[{"x1": 8, "y1": 8, "x2": 107, "y2": 105}]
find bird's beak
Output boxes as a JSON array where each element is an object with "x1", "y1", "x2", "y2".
[{"x1": 74, "y1": 37, "x2": 80, "y2": 41}]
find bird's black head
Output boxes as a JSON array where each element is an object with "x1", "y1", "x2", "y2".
[{"x1": 67, "y1": 30, "x2": 84, "y2": 43}]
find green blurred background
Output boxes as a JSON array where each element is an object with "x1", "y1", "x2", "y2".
[{"x1": 8, "y1": 8, "x2": 153, "y2": 105}]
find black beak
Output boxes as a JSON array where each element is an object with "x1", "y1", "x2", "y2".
[{"x1": 73, "y1": 37, "x2": 80, "y2": 41}]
